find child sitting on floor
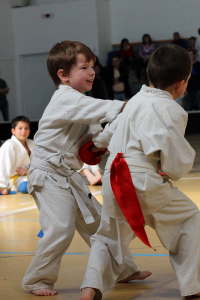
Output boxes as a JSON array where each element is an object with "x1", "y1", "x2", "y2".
[{"x1": 0, "y1": 116, "x2": 34, "y2": 195}]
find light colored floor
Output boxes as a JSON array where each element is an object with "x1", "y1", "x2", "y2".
[{"x1": 0, "y1": 134, "x2": 200, "y2": 300}]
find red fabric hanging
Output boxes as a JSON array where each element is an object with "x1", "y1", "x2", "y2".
[{"x1": 110, "y1": 153, "x2": 155, "y2": 250}]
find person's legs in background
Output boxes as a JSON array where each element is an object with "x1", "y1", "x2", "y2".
[
  {"x1": 193, "y1": 91, "x2": 200, "y2": 110},
  {"x1": 0, "y1": 99, "x2": 9, "y2": 121},
  {"x1": 184, "y1": 93, "x2": 193, "y2": 111},
  {"x1": 136, "y1": 57, "x2": 143, "y2": 80}
]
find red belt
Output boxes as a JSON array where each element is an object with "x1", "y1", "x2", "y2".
[{"x1": 110, "y1": 153, "x2": 155, "y2": 250}]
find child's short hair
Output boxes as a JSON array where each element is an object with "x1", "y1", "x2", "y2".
[
  {"x1": 112, "y1": 54, "x2": 120, "y2": 61},
  {"x1": 11, "y1": 116, "x2": 30, "y2": 129},
  {"x1": 147, "y1": 44, "x2": 192, "y2": 89},
  {"x1": 190, "y1": 36, "x2": 196, "y2": 41},
  {"x1": 47, "y1": 40, "x2": 96, "y2": 86}
]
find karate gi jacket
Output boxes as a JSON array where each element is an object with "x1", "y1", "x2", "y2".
[
  {"x1": 0, "y1": 135, "x2": 34, "y2": 189},
  {"x1": 93, "y1": 85, "x2": 195, "y2": 218},
  {"x1": 28, "y1": 85, "x2": 124, "y2": 223},
  {"x1": 32, "y1": 85, "x2": 124, "y2": 170}
]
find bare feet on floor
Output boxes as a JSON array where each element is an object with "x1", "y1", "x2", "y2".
[
  {"x1": 118, "y1": 270, "x2": 152, "y2": 283},
  {"x1": 89, "y1": 176, "x2": 102, "y2": 186},
  {"x1": 31, "y1": 288, "x2": 58, "y2": 296},
  {"x1": 79, "y1": 288, "x2": 96, "y2": 300},
  {"x1": 0, "y1": 188, "x2": 8, "y2": 195}
]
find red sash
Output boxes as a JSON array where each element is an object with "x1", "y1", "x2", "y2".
[{"x1": 110, "y1": 153, "x2": 155, "y2": 250}]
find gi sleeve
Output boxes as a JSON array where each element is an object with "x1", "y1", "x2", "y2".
[
  {"x1": 0, "y1": 141, "x2": 15, "y2": 188},
  {"x1": 137, "y1": 103, "x2": 195, "y2": 181},
  {"x1": 92, "y1": 113, "x2": 121, "y2": 148},
  {"x1": 66, "y1": 93, "x2": 125, "y2": 125}
]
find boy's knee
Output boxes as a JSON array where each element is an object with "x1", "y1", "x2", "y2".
[
  {"x1": 59, "y1": 225, "x2": 75, "y2": 241},
  {"x1": 19, "y1": 181, "x2": 28, "y2": 193},
  {"x1": 49, "y1": 223, "x2": 75, "y2": 243},
  {"x1": 38, "y1": 226, "x2": 75, "y2": 247}
]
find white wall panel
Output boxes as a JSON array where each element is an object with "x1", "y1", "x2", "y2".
[
  {"x1": 20, "y1": 53, "x2": 55, "y2": 120},
  {"x1": 110, "y1": 0, "x2": 200, "y2": 44}
]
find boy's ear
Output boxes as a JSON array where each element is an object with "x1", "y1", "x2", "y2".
[
  {"x1": 57, "y1": 69, "x2": 69, "y2": 83},
  {"x1": 175, "y1": 80, "x2": 185, "y2": 91},
  {"x1": 11, "y1": 128, "x2": 15, "y2": 135}
]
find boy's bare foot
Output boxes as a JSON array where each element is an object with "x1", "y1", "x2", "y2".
[
  {"x1": 0, "y1": 188, "x2": 8, "y2": 195},
  {"x1": 81, "y1": 168, "x2": 102, "y2": 186},
  {"x1": 31, "y1": 288, "x2": 58, "y2": 296},
  {"x1": 79, "y1": 288, "x2": 97, "y2": 300},
  {"x1": 90, "y1": 176, "x2": 102, "y2": 186},
  {"x1": 118, "y1": 270, "x2": 152, "y2": 283}
]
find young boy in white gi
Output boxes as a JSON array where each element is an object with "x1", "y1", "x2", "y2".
[
  {"x1": 22, "y1": 40, "x2": 151, "y2": 296},
  {"x1": 80, "y1": 44, "x2": 200, "y2": 299},
  {"x1": 0, "y1": 116, "x2": 34, "y2": 195}
]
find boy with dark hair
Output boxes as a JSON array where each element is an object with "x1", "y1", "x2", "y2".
[
  {"x1": 11, "y1": 115, "x2": 31, "y2": 129},
  {"x1": 188, "y1": 36, "x2": 196, "y2": 51},
  {"x1": 22, "y1": 40, "x2": 150, "y2": 296},
  {"x1": 172, "y1": 32, "x2": 187, "y2": 49},
  {"x1": 0, "y1": 116, "x2": 33, "y2": 195},
  {"x1": 80, "y1": 44, "x2": 200, "y2": 299}
]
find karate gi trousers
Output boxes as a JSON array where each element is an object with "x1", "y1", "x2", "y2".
[
  {"x1": 22, "y1": 172, "x2": 138, "y2": 291},
  {"x1": 81, "y1": 187, "x2": 200, "y2": 297}
]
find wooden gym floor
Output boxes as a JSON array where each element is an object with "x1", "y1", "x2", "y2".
[{"x1": 0, "y1": 134, "x2": 200, "y2": 300}]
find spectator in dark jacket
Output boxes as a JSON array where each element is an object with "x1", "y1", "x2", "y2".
[
  {"x1": 184, "y1": 49, "x2": 200, "y2": 111},
  {"x1": 106, "y1": 55, "x2": 132, "y2": 101},
  {"x1": 172, "y1": 32, "x2": 187, "y2": 49},
  {"x1": 120, "y1": 38, "x2": 136, "y2": 71},
  {"x1": 0, "y1": 77, "x2": 9, "y2": 121}
]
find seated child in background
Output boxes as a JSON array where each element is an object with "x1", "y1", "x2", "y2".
[
  {"x1": 80, "y1": 163, "x2": 102, "y2": 185},
  {"x1": 22, "y1": 40, "x2": 150, "y2": 297},
  {"x1": 0, "y1": 116, "x2": 34, "y2": 195},
  {"x1": 80, "y1": 44, "x2": 200, "y2": 299}
]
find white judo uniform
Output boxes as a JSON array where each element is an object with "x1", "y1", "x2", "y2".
[
  {"x1": 81, "y1": 85, "x2": 200, "y2": 297},
  {"x1": 0, "y1": 135, "x2": 34, "y2": 191},
  {"x1": 22, "y1": 84, "x2": 139, "y2": 292}
]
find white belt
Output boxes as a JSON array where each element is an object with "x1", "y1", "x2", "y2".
[
  {"x1": 31, "y1": 156, "x2": 100, "y2": 224},
  {"x1": 106, "y1": 153, "x2": 159, "y2": 173}
]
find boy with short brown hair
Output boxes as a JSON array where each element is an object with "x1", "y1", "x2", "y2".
[{"x1": 22, "y1": 40, "x2": 150, "y2": 296}]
